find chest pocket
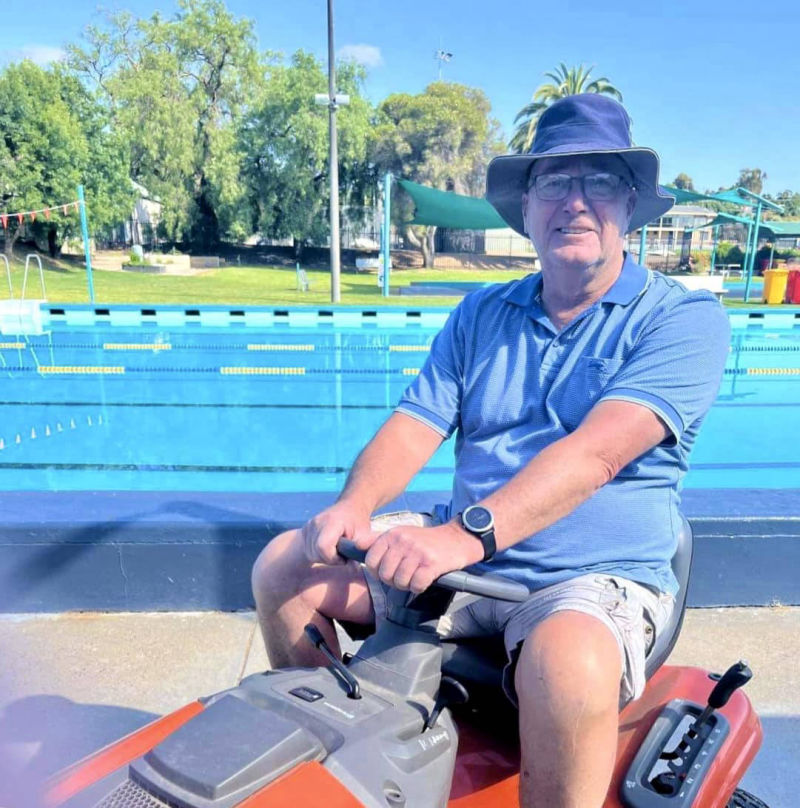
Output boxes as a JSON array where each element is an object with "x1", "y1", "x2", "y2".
[{"x1": 556, "y1": 355, "x2": 624, "y2": 430}]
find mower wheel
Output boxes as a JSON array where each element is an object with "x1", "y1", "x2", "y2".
[{"x1": 726, "y1": 788, "x2": 769, "y2": 808}]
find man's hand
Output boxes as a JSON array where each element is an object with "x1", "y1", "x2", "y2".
[
  {"x1": 365, "y1": 521, "x2": 485, "y2": 594},
  {"x1": 300, "y1": 499, "x2": 375, "y2": 565}
]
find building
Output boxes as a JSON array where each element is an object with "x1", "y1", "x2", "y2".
[{"x1": 626, "y1": 204, "x2": 716, "y2": 255}]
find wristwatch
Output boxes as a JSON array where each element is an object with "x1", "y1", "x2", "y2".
[{"x1": 459, "y1": 505, "x2": 497, "y2": 562}]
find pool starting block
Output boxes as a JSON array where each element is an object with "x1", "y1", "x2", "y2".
[{"x1": 0, "y1": 299, "x2": 45, "y2": 335}]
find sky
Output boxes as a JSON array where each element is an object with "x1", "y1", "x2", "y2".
[{"x1": 2, "y1": 0, "x2": 799, "y2": 196}]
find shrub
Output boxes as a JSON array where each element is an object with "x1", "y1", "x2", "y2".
[
  {"x1": 716, "y1": 243, "x2": 745, "y2": 265},
  {"x1": 689, "y1": 251, "x2": 710, "y2": 273}
]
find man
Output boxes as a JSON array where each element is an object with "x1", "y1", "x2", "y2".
[{"x1": 251, "y1": 95, "x2": 730, "y2": 807}]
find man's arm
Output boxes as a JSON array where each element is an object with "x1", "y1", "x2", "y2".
[
  {"x1": 478, "y1": 399, "x2": 668, "y2": 550},
  {"x1": 339, "y1": 411, "x2": 445, "y2": 513},
  {"x1": 364, "y1": 399, "x2": 668, "y2": 591}
]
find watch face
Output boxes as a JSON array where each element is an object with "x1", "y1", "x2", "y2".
[{"x1": 464, "y1": 505, "x2": 493, "y2": 532}]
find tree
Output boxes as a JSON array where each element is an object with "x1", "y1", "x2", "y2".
[
  {"x1": 69, "y1": 0, "x2": 263, "y2": 249},
  {"x1": 771, "y1": 190, "x2": 800, "y2": 219},
  {"x1": 673, "y1": 173, "x2": 695, "y2": 191},
  {"x1": 240, "y1": 51, "x2": 374, "y2": 252},
  {"x1": 510, "y1": 64, "x2": 622, "y2": 154},
  {"x1": 737, "y1": 168, "x2": 767, "y2": 196},
  {"x1": 0, "y1": 61, "x2": 133, "y2": 258},
  {"x1": 371, "y1": 82, "x2": 503, "y2": 266}
]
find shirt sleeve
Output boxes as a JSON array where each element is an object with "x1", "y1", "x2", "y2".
[
  {"x1": 394, "y1": 302, "x2": 466, "y2": 438},
  {"x1": 598, "y1": 291, "x2": 731, "y2": 443}
]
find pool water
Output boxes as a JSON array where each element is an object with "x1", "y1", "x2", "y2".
[{"x1": 1, "y1": 320, "x2": 799, "y2": 492}]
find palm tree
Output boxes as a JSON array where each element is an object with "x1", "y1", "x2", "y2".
[{"x1": 509, "y1": 64, "x2": 623, "y2": 153}]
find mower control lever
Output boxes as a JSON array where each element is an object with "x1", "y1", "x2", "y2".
[
  {"x1": 690, "y1": 660, "x2": 752, "y2": 731},
  {"x1": 337, "y1": 539, "x2": 530, "y2": 602},
  {"x1": 304, "y1": 623, "x2": 362, "y2": 699},
  {"x1": 425, "y1": 676, "x2": 469, "y2": 731}
]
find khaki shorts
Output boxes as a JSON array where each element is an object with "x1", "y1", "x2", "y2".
[{"x1": 365, "y1": 510, "x2": 675, "y2": 707}]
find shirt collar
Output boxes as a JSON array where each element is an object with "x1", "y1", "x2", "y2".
[{"x1": 501, "y1": 253, "x2": 649, "y2": 313}]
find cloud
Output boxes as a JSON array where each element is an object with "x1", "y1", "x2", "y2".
[
  {"x1": 337, "y1": 44, "x2": 383, "y2": 69},
  {"x1": 0, "y1": 45, "x2": 66, "y2": 66}
]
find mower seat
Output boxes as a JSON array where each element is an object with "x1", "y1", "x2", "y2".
[{"x1": 441, "y1": 515, "x2": 694, "y2": 693}]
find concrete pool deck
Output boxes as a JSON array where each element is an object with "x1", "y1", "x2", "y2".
[{"x1": 0, "y1": 607, "x2": 797, "y2": 807}]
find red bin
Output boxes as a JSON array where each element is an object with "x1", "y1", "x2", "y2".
[{"x1": 786, "y1": 269, "x2": 800, "y2": 304}]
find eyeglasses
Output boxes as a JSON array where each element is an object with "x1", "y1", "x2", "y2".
[{"x1": 529, "y1": 172, "x2": 633, "y2": 202}]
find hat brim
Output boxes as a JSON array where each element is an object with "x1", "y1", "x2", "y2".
[{"x1": 485, "y1": 146, "x2": 675, "y2": 235}]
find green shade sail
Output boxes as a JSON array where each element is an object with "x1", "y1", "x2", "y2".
[
  {"x1": 688, "y1": 213, "x2": 800, "y2": 239},
  {"x1": 758, "y1": 220, "x2": 800, "y2": 239},
  {"x1": 660, "y1": 186, "x2": 717, "y2": 205},
  {"x1": 686, "y1": 212, "x2": 753, "y2": 231},
  {"x1": 397, "y1": 179, "x2": 508, "y2": 230}
]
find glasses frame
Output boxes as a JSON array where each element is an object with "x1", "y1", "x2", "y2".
[{"x1": 528, "y1": 172, "x2": 635, "y2": 202}]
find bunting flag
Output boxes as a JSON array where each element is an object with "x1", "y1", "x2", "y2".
[{"x1": 0, "y1": 198, "x2": 81, "y2": 229}]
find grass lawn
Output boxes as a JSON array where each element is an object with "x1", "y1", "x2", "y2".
[
  {"x1": 1, "y1": 253, "x2": 793, "y2": 309},
  {"x1": 2, "y1": 256, "x2": 527, "y2": 307}
]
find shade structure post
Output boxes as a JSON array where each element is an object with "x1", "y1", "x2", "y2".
[
  {"x1": 77, "y1": 185, "x2": 95, "y2": 304},
  {"x1": 742, "y1": 217, "x2": 754, "y2": 302},
  {"x1": 769, "y1": 242, "x2": 775, "y2": 270},
  {"x1": 710, "y1": 225, "x2": 719, "y2": 273},
  {"x1": 382, "y1": 173, "x2": 392, "y2": 298},
  {"x1": 743, "y1": 201, "x2": 763, "y2": 304},
  {"x1": 638, "y1": 224, "x2": 648, "y2": 266}
]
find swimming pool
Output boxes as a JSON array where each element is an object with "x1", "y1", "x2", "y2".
[{"x1": 2, "y1": 304, "x2": 799, "y2": 493}]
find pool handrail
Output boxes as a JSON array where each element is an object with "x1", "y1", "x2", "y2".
[
  {"x1": 22, "y1": 253, "x2": 46, "y2": 301},
  {"x1": 1, "y1": 255, "x2": 10, "y2": 298}
]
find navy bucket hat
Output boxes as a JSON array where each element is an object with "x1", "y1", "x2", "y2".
[{"x1": 486, "y1": 94, "x2": 675, "y2": 234}]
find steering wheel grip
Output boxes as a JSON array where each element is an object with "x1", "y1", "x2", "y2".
[{"x1": 337, "y1": 539, "x2": 530, "y2": 603}]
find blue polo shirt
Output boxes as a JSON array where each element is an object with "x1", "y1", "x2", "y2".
[{"x1": 395, "y1": 255, "x2": 730, "y2": 595}]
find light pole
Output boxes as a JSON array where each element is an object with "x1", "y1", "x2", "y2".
[{"x1": 312, "y1": 1, "x2": 352, "y2": 303}]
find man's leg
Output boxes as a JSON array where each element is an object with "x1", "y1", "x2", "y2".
[
  {"x1": 251, "y1": 529, "x2": 374, "y2": 669},
  {"x1": 514, "y1": 610, "x2": 623, "y2": 808}
]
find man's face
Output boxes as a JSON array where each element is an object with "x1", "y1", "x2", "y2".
[{"x1": 521, "y1": 155, "x2": 636, "y2": 273}]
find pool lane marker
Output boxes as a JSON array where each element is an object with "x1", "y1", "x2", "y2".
[
  {"x1": 746, "y1": 367, "x2": 800, "y2": 375},
  {"x1": 389, "y1": 345, "x2": 430, "y2": 352},
  {"x1": 40, "y1": 366, "x2": 126, "y2": 375},
  {"x1": 103, "y1": 342, "x2": 171, "y2": 351},
  {"x1": 220, "y1": 367, "x2": 306, "y2": 376},
  {"x1": 247, "y1": 344, "x2": 315, "y2": 352},
  {"x1": 0, "y1": 342, "x2": 25, "y2": 349},
  {"x1": 402, "y1": 368, "x2": 420, "y2": 376}
]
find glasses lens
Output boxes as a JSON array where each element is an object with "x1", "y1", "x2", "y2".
[
  {"x1": 534, "y1": 174, "x2": 571, "y2": 200},
  {"x1": 584, "y1": 173, "x2": 622, "y2": 200}
]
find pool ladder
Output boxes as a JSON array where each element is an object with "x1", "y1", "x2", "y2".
[
  {"x1": 1, "y1": 253, "x2": 47, "y2": 301},
  {"x1": 0, "y1": 253, "x2": 47, "y2": 335}
]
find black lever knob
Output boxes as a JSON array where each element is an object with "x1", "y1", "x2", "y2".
[
  {"x1": 304, "y1": 623, "x2": 327, "y2": 648},
  {"x1": 708, "y1": 660, "x2": 752, "y2": 710}
]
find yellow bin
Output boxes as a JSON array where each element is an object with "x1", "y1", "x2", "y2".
[{"x1": 762, "y1": 268, "x2": 789, "y2": 304}]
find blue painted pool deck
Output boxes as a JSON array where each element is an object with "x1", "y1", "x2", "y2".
[{"x1": 1, "y1": 487, "x2": 798, "y2": 613}]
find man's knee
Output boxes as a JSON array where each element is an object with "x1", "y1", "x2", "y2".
[
  {"x1": 251, "y1": 529, "x2": 304, "y2": 605},
  {"x1": 514, "y1": 611, "x2": 623, "y2": 717}
]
